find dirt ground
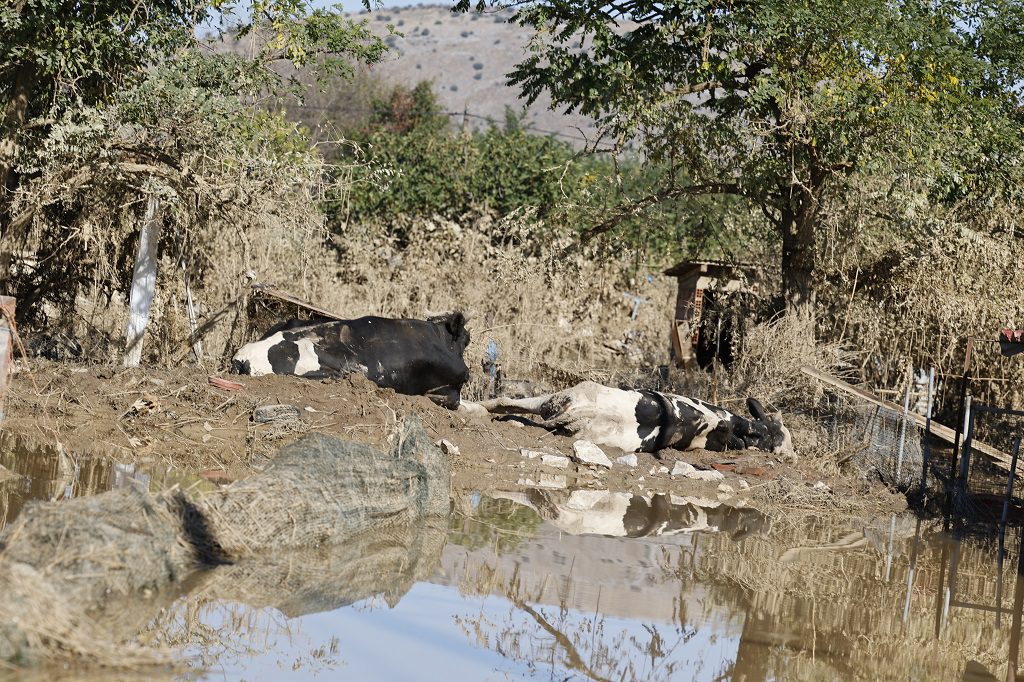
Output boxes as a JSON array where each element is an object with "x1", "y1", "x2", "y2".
[{"x1": 2, "y1": 360, "x2": 906, "y2": 514}]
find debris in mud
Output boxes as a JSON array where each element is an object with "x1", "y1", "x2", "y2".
[
  {"x1": 517, "y1": 474, "x2": 568, "y2": 489},
  {"x1": 436, "y1": 438, "x2": 461, "y2": 456},
  {"x1": 541, "y1": 454, "x2": 571, "y2": 469},
  {"x1": 121, "y1": 394, "x2": 161, "y2": 419},
  {"x1": 671, "y1": 461, "x2": 696, "y2": 477},
  {"x1": 688, "y1": 469, "x2": 725, "y2": 482},
  {"x1": 253, "y1": 404, "x2": 301, "y2": 423},
  {"x1": 616, "y1": 454, "x2": 638, "y2": 467},
  {"x1": 208, "y1": 375, "x2": 244, "y2": 391},
  {"x1": 571, "y1": 440, "x2": 613, "y2": 468}
]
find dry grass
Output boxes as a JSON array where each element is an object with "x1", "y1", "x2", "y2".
[{"x1": 53, "y1": 211, "x2": 676, "y2": 394}]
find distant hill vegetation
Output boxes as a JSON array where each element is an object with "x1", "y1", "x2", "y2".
[{"x1": 213, "y1": 4, "x2": 599, "y2": 146}]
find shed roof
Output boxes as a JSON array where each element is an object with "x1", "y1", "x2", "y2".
[{"x1": 662, "y1": 258, "x2": 765, "y2": 278}]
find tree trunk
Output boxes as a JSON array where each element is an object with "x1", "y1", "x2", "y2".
[
  {"x1": 777, "y1": 190, "x2": 819, "y2": 347},
  {"x1": 780, "y1": 205, "x2": 816, "y2": 314},
  {"x1": 0, "y1": 62, "x2": 37, "y2": 284},
  {"x1": 124, "y1": 197, "x2": 162, "y2": 367},
  {"x1": 0, "y1": 63, "x2": 37, "y2": 214}
]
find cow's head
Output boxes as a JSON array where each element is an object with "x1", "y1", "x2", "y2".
[
  {"x1": 429, "y1": 312, "x2": 471, "y2": 354},
  {"x1": 746, "y1": 398, "x2": 794, "y2": 458}
]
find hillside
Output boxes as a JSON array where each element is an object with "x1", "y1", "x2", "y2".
[{"x1": 327, "y1": 4, "x2": 599, "y2": 144}]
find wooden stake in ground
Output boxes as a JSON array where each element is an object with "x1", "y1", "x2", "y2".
[{"x1": 124, "y1": 197, "x2": 162, "y2": 368}]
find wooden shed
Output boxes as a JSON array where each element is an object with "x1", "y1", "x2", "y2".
[{"x1": 663, "y1": 259, "x2": 764, "y2": 368}]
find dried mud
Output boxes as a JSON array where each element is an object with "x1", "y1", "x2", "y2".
[{"x1": 2, "y1": 360, "x2": 906, "y2": 515}]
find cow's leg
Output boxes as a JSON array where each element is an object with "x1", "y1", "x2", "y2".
[{"x1": 477, "y1": 394, "x2": 556, "y2": 416}]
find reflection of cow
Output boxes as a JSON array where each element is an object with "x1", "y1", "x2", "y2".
[
  {"x1": 474, "y1": 381, "x2": 793, "y2": 456},
  {"x1": 232, "y1": 313, "x2": 471, "y2": 408},
  {"x1": 490, "y1": 489, "x2": 767, "y2": 540}
]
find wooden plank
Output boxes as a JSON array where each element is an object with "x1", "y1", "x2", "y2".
[
  {"x1": 251, "y1": 283, "x2": 344, "y2": 321},
  {"x1": 800, "y1": 366, "x2": 1015, "y2": 473}
]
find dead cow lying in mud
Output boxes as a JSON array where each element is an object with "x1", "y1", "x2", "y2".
[
  {"x1": 471, "y1": 380, "x2": 794, "y2": 457},
  {"x1": 232, "y1": 313, "x2": 470, "y2": 408}
]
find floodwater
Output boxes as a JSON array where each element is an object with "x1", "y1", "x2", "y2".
[{"x1": 2, "y1": 439, "x2": 1023, "y2": 681}]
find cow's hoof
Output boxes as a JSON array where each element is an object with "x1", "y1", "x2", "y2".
[{"x1": 457, "y1": 401, "x2": 488, "y2": 418}]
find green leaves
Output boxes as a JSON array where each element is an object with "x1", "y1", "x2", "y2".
[{"x1": 338, "y1": 86, "x2": 594, "y2": 226}]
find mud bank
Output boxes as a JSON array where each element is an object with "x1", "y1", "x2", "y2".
[
  {"x1": 2, "y1": 361, "x2": 906, "y2": 514},
  {"x1": 0, "y1": 416, "x2": 448, "y2": 667}
]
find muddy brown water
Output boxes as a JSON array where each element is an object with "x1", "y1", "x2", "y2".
[{"x1": 1, "y1": 439, "x2": 1023, "y2": 681}]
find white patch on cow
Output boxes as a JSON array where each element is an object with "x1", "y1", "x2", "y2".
[
  {"x1": 232, "y1": 332, "x2": 285, "y2": 376},
  {"x1": 559, "y1": 382, "x2": 645, "y2": 453},
  {"x1": 293, "y1": 337, "x2": 321, "y2": 376}
]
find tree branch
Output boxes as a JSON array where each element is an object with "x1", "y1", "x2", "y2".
[{"x1": 580, "y1": 182, "x2": 743, "y2": 241}]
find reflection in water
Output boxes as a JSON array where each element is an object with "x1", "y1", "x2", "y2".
[
  {"x1": 487, "y1": 488, "x2": 767, "y2": 540},
  {"x1": 441, "y1": 494, "x2": 1024, "y2": 681},
  {"x1": 4, "y1": 430, "x2": 1024, "y2": 681},
  {"x1": 0, "y1": 432, "x2": 208, "y2": 530}
]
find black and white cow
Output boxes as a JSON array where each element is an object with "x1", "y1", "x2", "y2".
[
  {"x1": 472, "y1": 380, "x2": 793, "y2": 457},
  {"x1": 232, "y1": 313, "x2": 471, "y2": 409}
]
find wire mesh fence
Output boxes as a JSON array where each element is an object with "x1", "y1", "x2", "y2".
[{"x1": 854, "y1": 403, "x2": 924, "y2": 490}]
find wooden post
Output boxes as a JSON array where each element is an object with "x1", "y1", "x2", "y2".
[
  {"x1": 184, "y1": 275, "x2": 203, "y2": 363},
  {"x1": 0, "y1": 296, "x2": 14, "y2": 422},
  {"x1": 124, "y1": 196, "x2": 162, "y2": 368},
  {"x1": 950, "y1": 336, "x2": 975, "y2": 486}
]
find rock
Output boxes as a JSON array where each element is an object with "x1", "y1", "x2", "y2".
[
  {"x1": 658, "y1": 466, "x2": 670, "y2": 475},
  {"x1": 571, "y1": 440, "x2": 613, "y2": 468},
  {"x1": 737, "y1": 479, "x2": 750, "y2": 490},
  {"x1": 615, "y1": 454, "x2": 638, "y2": 467},
  {"x1": 518, "y1": 475, "x2": 567, "y2": 489},
  {"x1": 541, "y1": 454, "x2": 570, "y2": 469},
  {"x1": 812, "y1": 480, "x2": 830, "y2": 491},
  {"x1": 539, "y1": 474, "x2": 567, "y2": 489},
  {"x1": 687, "y1": 469, "x2": 725, "y2": 482},
  {"x1": 717, "y1": 483, "x2": 736, "y2": 496},
  {"x1": 519, "y1": 448, "x2": 546, "y2": 459},
  {"x1": 671, "y1": 461, "x2": 697, "y2": 477},
  {"x1": 253, "y1": 404, "x2": 300, "y2": 423},
  {"x1": 435, "y1": 439, "x2": 461, "y2": 457}
]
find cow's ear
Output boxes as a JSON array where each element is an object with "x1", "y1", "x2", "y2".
[
  {"x1": 445, "y1": 312, "x2": 470, "y2": 348},
  {"x1": 746, "y1": 397, "x2": 768, "y2": 422}
]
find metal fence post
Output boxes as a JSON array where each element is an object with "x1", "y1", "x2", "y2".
[
  {"x1": 895, "y1": 380, "x2": 912, "y2": 484},
  {"x1": 921, "y1": 366, "x2": 935, "y2": 494},
  {"x1": 956, "y1": 396, "x2": 975, "y2": 503}
]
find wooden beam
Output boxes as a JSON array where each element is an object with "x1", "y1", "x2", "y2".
[
  {"x1": 800, "y1": 366, "x2": 1015, "y2": 474},
  {"x1": 251, "y1": 283, "x2": 344, "y2": 321}
]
